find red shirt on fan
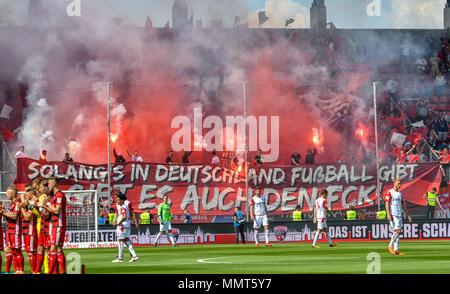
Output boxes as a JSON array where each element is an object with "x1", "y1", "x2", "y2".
[
  {"x1": 50, "y1": 191, "x2": 66, "y2": 228},
  {"x1": 397, "y1": 153, "x2": 407, "y2": 163},
  {"x1": 442, "y1": 153, "x2": 450, "y2": 163}
]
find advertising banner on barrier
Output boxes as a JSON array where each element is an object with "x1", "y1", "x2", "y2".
[
  {"x1": 62, "y1": 219, "x2": 450, "y2": 248},
  {"x1": 15, "y1": 159, "x2": 441, "y2": 218}
]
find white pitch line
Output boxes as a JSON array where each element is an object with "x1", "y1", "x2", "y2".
[{"x1": 197, "y1": 256, "x2": 233, "y2": 264}]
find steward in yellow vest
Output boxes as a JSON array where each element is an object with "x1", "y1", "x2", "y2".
[
  {"x1": 139, "y1": 210, "x2": 152, "y2": 225},
  {"x1": 108, "y1": 208, "x2": 116, "y2": 225},
  {"x1": 423, "y1": 187, "x2": 443, "y2": 219},
  {"x1": 292, "y1": 205, "x2": 303, "y2": 221},
  {"x1": 345, "y1": 206, "x2": 357, "y2": 220},
  {"x1": 376, "y1": 210, "x2": 387, "y2": 220}
]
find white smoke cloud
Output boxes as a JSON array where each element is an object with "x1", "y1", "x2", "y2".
[
  {"x1": 390, "y1": 0, "x2": 446, "y2": 29},
  {"x1": 0, "y1": 0, "x2": 27, "y2": 26}
]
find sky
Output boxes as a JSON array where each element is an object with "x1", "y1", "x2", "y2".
[{"x1": 0, "y1": 0, "x2": 447, "y2": 29}]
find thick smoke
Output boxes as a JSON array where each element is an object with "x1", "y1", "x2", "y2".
[{"x1": 0, "y1": 0, "x2": 440, "y2": 164}]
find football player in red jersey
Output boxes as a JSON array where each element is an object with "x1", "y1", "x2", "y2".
[
  {"x1": 0, "y1": 186, "x2": 24, "y2": 274},
  {"x1": 0, "y1": 201, "x2": 3, "y2": 272},
  {"x1": 40, "y1": 177, "x2": 67, "y2": 274},
  {"x1": 35, "y1": 179, "x2": 51, "y2": 274},
  {"x1": 19, "y1": 185, "x2": 39, "y2": 274}
]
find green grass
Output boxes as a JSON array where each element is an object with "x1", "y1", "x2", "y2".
[{"x1": 2, "y1": 241, "x2": 450, "y2": 274}]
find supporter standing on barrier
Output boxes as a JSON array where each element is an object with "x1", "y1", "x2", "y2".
[
  {"x1": 384, "y1": 178, "x2": 412, "y2": 256},
  {"x1": 127, "y1": 150, "x2": 143, "y2": 162},
  {"x1": 153, "y1": 195, "x2": 176, "y2": 247},
  {"x1": 113, "y1": 148, "x2": 126, "y2": 163},
  {"x1": 62, "y1": 153, "x2": 73, "y2": 163},
  {"x1": 232, "y1": 206, "x2": 246, "y2": 244},
  {"x1": 312, "y1": 189, "x2": 337, "y2": 248},
  {"x1": 14, "y1": 145, "x2": 27, "y2": 159},
  {"x1": 112, "y1": 191, "x2": 139, "y2": 263},
  {"x1": 423, "y1": 187, "x2": 444, "y2": 219},
  {"x1": 291, "y1": 151, "x2": 301, "y2": 165},
  {"x1": 305, "y1": 148, "x2": 317, "y2": 164},
  {"x1": 250, "y1": 187, "x2": 271, "y2": 247},
  {"x1": 166, "y1": 150, "x2": 174, "y2": 165}
]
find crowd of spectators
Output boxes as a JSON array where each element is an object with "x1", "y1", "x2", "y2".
[{"x1": 375, "y1": 31, "x2": 450, "y2": 168}]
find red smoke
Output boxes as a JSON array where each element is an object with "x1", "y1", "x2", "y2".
[{"x1": 5, "y1": 15, "x2": 373, "y2": 165}]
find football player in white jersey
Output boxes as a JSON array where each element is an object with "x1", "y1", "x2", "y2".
[
  {"x1": 112, "y1": 192, "x2": 139, "y2": 263},
  {"x1": 250, "y1": 187, "x2": 272, "y2": 247},
  {"x1": 384, "y1": 178, "x2": 412, "y2": 255},
  {"x1": 312, "y1": 189, "x2": 338, "y2": 248}
]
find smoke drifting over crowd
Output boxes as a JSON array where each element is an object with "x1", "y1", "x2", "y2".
[{"x1": 0, "y1": 0, "x2": 437, "y2": 164}]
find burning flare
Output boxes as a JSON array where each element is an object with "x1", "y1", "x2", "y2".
[{"x1": 110, "y1": 134, "x2": 118, "y2": 143}]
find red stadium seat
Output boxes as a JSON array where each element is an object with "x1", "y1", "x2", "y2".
[
  {"x1": 438, "y1": 104, "x2": 446, "y2": 111},
  {"x1": 430, "y1": 104, "x2": 437, "y2": 110},
  {"x1": 430, "y1": 96, "x2": 439, "y2": 103},
  {"x1": 440, "y1": 96, "x2": 447, "y2": 103}
]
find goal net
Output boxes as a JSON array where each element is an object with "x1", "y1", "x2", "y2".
[{"x1": 0, "y1": 189, "x2": 114, "y2": 249}]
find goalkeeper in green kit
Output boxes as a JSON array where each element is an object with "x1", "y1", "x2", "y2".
[{"x1": 153, "y1": 195, "x2": 177, "y2": 247}]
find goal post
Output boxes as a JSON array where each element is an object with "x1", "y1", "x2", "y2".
[{"x1": 0, "y1": 189, "x2": 114, "y2": 249}]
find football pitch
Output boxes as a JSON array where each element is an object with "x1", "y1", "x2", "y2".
[
  {"x1": 63, "y1": 240, "x2": 450, "y2": 274},
  {"x1": 2, "y1": 241, "x2": 450, "y2": 274}
]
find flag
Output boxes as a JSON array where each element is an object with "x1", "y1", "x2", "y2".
[
  {"x1": 0, "y1": 104, "x2": 13, "y2": 119},
  {"x1": 234, "y1": 16, "x2": 240, "y2": 27},
  {"x1": 406, "y1": 133, "x2": 422, "y2": 145},
  {"x1": 408, "y1": 154, "x2": 420, "y2": 163},
  {"x1": 285, "y1": 18, "x2": 294, "y2": 27},
  {"x1": 1, "y1": 125, "x2": 15, "y2": 142},
  {"x1": 145, "y1": 16, "x2": 152, "y2": 28},
  {"x1": 258, "y1": 11, "x2": 269, "y2": 25},
  {"x1": 389, "y1": 146, "x2": 406, "y2": 158},
  {"x1": 411, "y1": 120, "x2": 424, "y2": 128},
  {"x1": 390, "y1": 132, "x2": 406, "y2": 147}
]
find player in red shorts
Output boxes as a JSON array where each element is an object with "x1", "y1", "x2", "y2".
[
  {"x1": 40, "y1": 177, "x2": 66, "y2": 274},
  {"x1": 0, "y1": 186, "x2": 24, "y2": 274},
  {"x1": 19, "y1": 185, "x2": 39, "y2": 274},
  {"x1": 35, "y1": 179, "x2": 51, "y2": 274},
  {"x1": 0, "y1": 202, "x2": 3, "y2": 271}
]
